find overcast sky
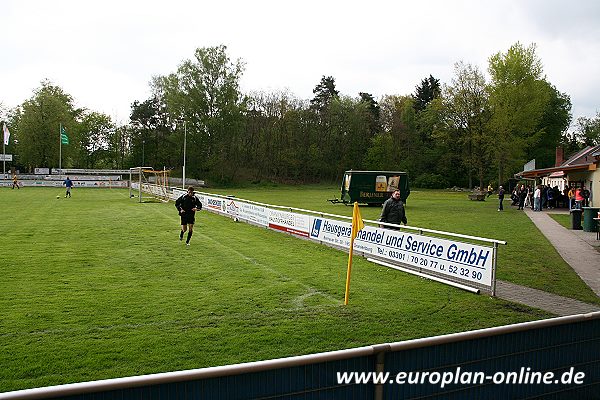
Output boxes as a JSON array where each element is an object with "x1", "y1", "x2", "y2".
[{"x1": 1, "y1": 0, "x2": 599, "y2": 126}]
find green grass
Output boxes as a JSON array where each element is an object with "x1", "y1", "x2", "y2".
[
  {"x1": 206, "y1": 184, "x2": 600, "y2": 305},
  {"x1": 549, "y1": 213, "x2": 571, "y2": 229},
  {"x1": 0, "y1": 186, "x2": 590, "y2": 392}
]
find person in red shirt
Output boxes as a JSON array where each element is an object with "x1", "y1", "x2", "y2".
[{"x1": 574, "y1": 187, "x2": 584, "y2": 209}]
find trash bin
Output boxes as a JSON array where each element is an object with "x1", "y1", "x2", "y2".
[
  {"x1": 582, "y1": 207, "x2": 600, "y2": 232},
  {"x1": 570, "y1": 209, "x2": 583, "y2": 230}
]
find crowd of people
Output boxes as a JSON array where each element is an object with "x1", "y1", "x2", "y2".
[{"x1": 510, "y1": 184, "x2": 590, "y2": 211}]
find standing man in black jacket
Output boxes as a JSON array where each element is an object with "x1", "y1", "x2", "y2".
[
  {"x1": 175, "y1": 186, "x2": 203, "y2": 246},
  {"x1": 497, "y1": 185, "x2": 505, "y2": 211},
  {"x1": 379, "y1": 190, "x2": 407, "y2": 230}
]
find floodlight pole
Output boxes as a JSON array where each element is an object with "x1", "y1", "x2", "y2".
[
  {"x1": 138, "y1": 167, "x2": 142, "y2": 203},
  {"x1": 183, "y1": 120, "x2": 187, "y2": 189}
]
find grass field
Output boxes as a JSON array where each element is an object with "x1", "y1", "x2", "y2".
[
  {"x1": 208, "y1": 184, "x2": 600, "y2": 304},
  {"x1": 549, "y1": 213, "x2": 571, "y2": 229},
  {"x1": 0, "y1": 186, "x2": 593, "y2": 392}
]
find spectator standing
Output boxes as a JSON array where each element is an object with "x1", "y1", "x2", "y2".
[
  {"x1": 550, "y1": 186, "x2": 555, "y2": 207},
  {"x1": 379, "y1": 190, "x2": 407, "y2": 229},
  {"x1": 497, "y1": 186, "x2": 505, "y2": 211},
  {"x1": 541, "y1": 185, "x2": 548, "y2": 209},
  {"x1": 568, "y1": 186, "x2": 575, "y2": 209},
  {"x1": 562, "y1": 187, "x2": 569, "y2": 208},
  {"x1": 581, "y1": 185, "x2": 590, "y2": 207},
  {"x1": 523, "y1": 186, "x2": 532, "y2": 209},
  {"x1": 511, "y1": 187, "x2": 519, "y2": 206},
  {"x1": 533, "y1": 185, "x2": 542, "y2": 211},
  {"x1": 574, "y1": 187, "x2": 584, "y2": 209},
  {"x1": 518, "y1": 185, "x2": 527, "y2": 210}
]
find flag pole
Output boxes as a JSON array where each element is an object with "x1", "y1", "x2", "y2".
[
  {"x1": 59, "y1": 124, "x2": 62, "y2": 177},
  {"x1": 3, "y1": 138, "x2": 5, "y2": 186},
  {"x1": 2, "y1": 123, "x2": 6, "y2": 184},
  {"x1": 344, "y1": 235, "x2": 356, "y2": 305},
  {"x1": 3, "y1": 135, "x2": 5, "y2": 184}
]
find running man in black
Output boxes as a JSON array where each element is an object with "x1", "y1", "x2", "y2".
[{"x1": 175, "y1": 186, "x2": 202, "y2": 246}]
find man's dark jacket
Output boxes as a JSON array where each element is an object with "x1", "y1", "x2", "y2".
[
  {"x1": 380, "y1": 197, "x2": 407, "y2": 226},
  {"x1": 175, "y1": 193, "x2": 202, "y2": 214}
]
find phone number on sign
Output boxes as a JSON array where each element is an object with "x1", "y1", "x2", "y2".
[{"x1": 384, "y1": 250, "x2": 484, "y2": 282}]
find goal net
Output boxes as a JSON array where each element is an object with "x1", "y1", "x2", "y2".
[{"x1": 129, "y1": 167, "x2": 172, "y2": 202}]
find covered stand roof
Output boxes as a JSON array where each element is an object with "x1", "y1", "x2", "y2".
[{"x1": 518, "y1": 145, "x2": 600, "y2": 179}]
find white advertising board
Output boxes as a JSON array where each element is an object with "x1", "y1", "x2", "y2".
[
  {"x1": 164, "y1": 189, "x2": 496, "y2": 290},
  {"x1": 77, "y1": 180, "x2": 128, "y2": 188},
  {"x1": 228, "y1": 200, "x2": 269, "y2": 227},
  {"x1": 201, "y1": 194, "x2": 227, "y2": 214},
  {"x1": 174, "y1": 190, "x2": 309, "y2": 236},
  {"x1": 16, "y1": 180, "x2": 128, "y2": 188},
  {"x1": 308, "y1": 217, "x2": 492, "y2": 287},
  {"x1": 268, "y1": 209, "x2": 310, "y2": 237},
  {"x1": 172, "y1": 190, "x2": 272, "y2": 229}
]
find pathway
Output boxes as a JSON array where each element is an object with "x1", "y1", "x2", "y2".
[
  {"x1": 524, "y1": 209, "x2": 600, "y2": 296},
  {"x1": 496, "y1": 280, "x2": 599, "y2": 315},
  {"x1": 493, "y1": 208, "x2": 599, "y2": 316}
]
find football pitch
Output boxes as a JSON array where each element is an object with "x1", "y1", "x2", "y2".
[{"x1": 0, "y1": 186, "x2": 587, "y2": 392}]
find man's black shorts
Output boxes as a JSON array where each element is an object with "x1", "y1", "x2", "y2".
[{"x1": 180, "y1": 212, "x2": 195, "y2": 225}]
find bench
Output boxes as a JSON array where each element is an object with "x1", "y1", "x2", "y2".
[{"x1": 468, "y1": 193, "x2": 486, "y2": 201}]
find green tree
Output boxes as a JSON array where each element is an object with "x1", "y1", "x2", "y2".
[
  {"x1": 328, "y1": 96, "x2": 374, "y2": 178},
  {"x1": 577, "y1": 113, "x2": 600, "y2": 146},
  {"x1": 153, "y1": 45, "x2": 246, "y2": 182},
  {"x1": 487, "y1": 42, "x2": 552, "y2": 183},
  {"x1": 378, "y1": 95, "x2": 419, "y2": 172},
  {"x1": 13, "y1": 81, "x2": 80, "y2": 171},
  {"x1": 305, "y1": 76, "x2": 340, "y2": 180},
  {"x1": 364, "y1": 132, "x2": 395, "y2": 170},
  {"x1": 529, "y1": 83, "x2": 571, "y2": 167},
  {"x1": 129, "y1": 97, "x2": 169, "y2": 168},
  {"x1": 413, "y1": 76, "x2": 445, "y2": 183},
  {"x1": 359, "y1": 92, "x2": 381, "y2": 135},
  {"x1": 413, "y1": 75, "x2": 441, "y2": 112},
  {"x1": 310, "y1": 76, "x2": 339, "y2": 112},
  {"x1": 72, "y1": 112, "x2": 115, "y2": 169},
  {"x1": 106, "y1": 124, "x2": 131, "y2": 169},
  {"x1": 244, "y1": 90, "x2": 307, "y2": 181},
  {"x1": 442, "y1": 61, "x2": 491, "y2": 188},
  {"x1": 414, "y1": 97, "x2": 450, "y2": 186}
]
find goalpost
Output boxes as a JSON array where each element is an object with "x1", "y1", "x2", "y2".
[{"x1": 129, "y1": 167, "x2": 172, "y2": 203}]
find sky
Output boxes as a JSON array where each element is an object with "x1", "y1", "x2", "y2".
[{"x1": 1, "y1": 0, "x2": 599, "y2": 126}]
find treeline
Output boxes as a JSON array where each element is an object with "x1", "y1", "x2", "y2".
[{"x1": 3, "y1": 42, "x2": 600, "y2": 187}]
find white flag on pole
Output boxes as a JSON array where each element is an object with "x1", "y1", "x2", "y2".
[{"x1": 3, "y1": 123, "x2": 10, "y2": 146}]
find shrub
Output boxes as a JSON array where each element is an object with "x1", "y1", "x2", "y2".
[{"x1": 413, "y1": 173, "x2": 449, "y2": 189}]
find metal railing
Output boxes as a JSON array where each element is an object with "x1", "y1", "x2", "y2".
[{"x1": 2, "y1": 312, "x2": 598, "y2": 399}]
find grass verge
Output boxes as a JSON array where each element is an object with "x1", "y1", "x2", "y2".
[
  {"x1": 206, "y1": 184, "x2": 600, "y2": 305},
  {"x1": 0, "y1": 187, "x2": 553, "y2": 392}
]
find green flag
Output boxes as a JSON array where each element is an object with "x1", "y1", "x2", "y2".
[{"x1": 60, "y1": 125, "x2": 69, "y2": 145}]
